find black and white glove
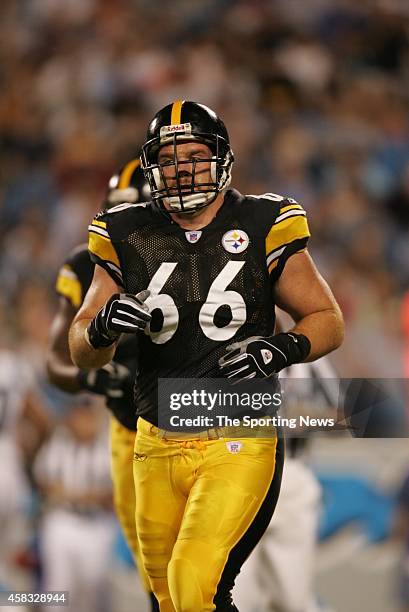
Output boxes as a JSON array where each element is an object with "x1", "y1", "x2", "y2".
[
  {"x1": 219, "y1": 332, "x2": 311, "y2": 382},
  {"x1": 86, "y1": 290, "x2": 151, "y2": 349},
  {"x1": 78, "y1": 362, "x2": 133, "y2": 399}
]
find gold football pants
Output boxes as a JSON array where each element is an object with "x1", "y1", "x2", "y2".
[
  {"x1": 109, "y1": 417, "x2": 151, "y2": 592},
  {"x1": 133, "y1": 417, "x2": 281, "y2": 612}
]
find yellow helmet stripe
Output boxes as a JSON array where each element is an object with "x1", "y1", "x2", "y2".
[
  {"x1": 171, "y1": 100, "x2": 184, "y2": 125},
  {"x1": 118, "y1": 158, "x2": 141, "y2": 189}
]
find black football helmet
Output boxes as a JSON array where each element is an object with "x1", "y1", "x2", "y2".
[
  {"x1": 103, "y1": 158, "x2": 151, "y2": 209},
  {"x1": 141, "y1": 100, "x2": 234, "y2": 213}
]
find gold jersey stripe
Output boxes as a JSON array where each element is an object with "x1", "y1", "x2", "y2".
[
  {"x1": 88, "y1": 231, "x2": 121, "y2": 268},
  {"x1": 171, "y1": 100, "x2": 184, "y2": 125},
  {"x1": 267, "y1": 246, "x2": 307, "y2": 275},
  {"x1": 279, "y1": 203, "x2": 303, "y2": 215},
  {"x1": 266, "y1": 214, "x2": 310, "y2": 257},
  {"x1": 268, "y1": 259, "x2": 279, "y2": 274},
  {"x1": 118, "y1": 158, "x2": 141, "y2": 189},
  {"x1": 91, "y1": 219, "x2": 107, "y2": 229},
  {"x1": 56, "y1": 267, "x2": 82, "y2": 308}
]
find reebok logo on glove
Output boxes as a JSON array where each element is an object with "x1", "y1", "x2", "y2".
[
  {"x1": 261, "y1": 349, "x2": 273, "y2": 365},
  {"x1": 219, "y1": 332, "x2": 311, "y2": 382}
]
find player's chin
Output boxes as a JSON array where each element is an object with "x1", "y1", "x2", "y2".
[{"x1": 177, "y1": 208, "x2": 202, "y2": 218}]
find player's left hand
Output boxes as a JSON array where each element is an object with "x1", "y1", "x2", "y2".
[
  {"x1": 78, "y1": 361, "x2": 133, "y2": 399},
  {"x1": 103, "y1": 361, "x2": 133, "y2": 399},
  {"x1": 219, "y1": 332, "x2": 311, "y2": 381}
]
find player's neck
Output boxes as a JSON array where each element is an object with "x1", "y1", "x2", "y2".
[{"x1": 171, "y1": 194, "x2": 225, "y2": 230}]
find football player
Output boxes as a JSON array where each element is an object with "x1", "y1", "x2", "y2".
[
  {"x1": 234, "y1": 344, "x2": 339, "y2": 612},
  {"x1": 69, "y1": 100, "x2": 344, "y2": 611},
  {"x1": 0, "y1": 350, "x2": 51, "y2": 589},
  {"x1": 46, "y1": 159, "x2": 159, "y2": 612}
]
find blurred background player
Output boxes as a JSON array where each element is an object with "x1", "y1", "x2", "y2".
[
  {"x1": 233, "y1": 354, "x2": 338, "y2": 612},
  {"x1": 233, "y1": 311, "x2": 337, "y2": 612},
  {"x1": 0, "y1": 349, "x2": 51, "y2": 591},
  {"x1": 46, "y1": 159, "x2": 158, "y2": 611},
  {"x1": 34, "y1": 394, "x2": 115, "y2": 612}
]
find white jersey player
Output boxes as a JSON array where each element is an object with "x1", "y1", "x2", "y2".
[
  {"x1": 0, "y1": 350, "x2": 50, "y2": 589},
  {"x1": 34, "y1": 396, "x2": 116, "y2": 612},
  {"x1": 234, "y1": 357, "x2": 339, "y2": 612}
]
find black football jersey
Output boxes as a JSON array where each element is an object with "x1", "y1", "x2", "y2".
[
  {"x1": 88, "y1": 189, "x2": 310, "y2": 426},
  {"x1": 55, "y1": 245, "x2": 138, "y2": 430}
]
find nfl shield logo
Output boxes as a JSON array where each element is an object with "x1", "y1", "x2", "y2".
[
  {"x1": 226, "y1": 441, "x2": 243, "y2": 454},
  {"x1": 185, "y1": 230, "x2": 202, "y2": 243}
]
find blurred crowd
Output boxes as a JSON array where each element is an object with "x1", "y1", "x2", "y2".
[
  {"x1": 1, "y1": 0, "x2": 409, "y2": 378},
  {"x1": 1, "y1": 1, "x2": 409, "y2": 609}
]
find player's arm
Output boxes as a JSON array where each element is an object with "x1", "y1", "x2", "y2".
[
  {"x1": 69, "y1": 266, "x2": 122, "y2": 370},
  {"x1": 47, "y1": 297, "x2": 84, "y2": 392},
  {"x1": 48, "y1": 296, "x2": 134, "y2": 398},
  {"x1": 69, "y1": 214, "x2": 151, "y2": 370},
  {"x1": 274, "y1": 250, "x2": 344, "y2": 361},
  {"x1": 23, "y1": 391, "x2": 53, "y2": 439},
  {"x1": 220, "y1": 197, "x2": 343, "y2": 381},
  {"x1": 69, "y1": 266, "x2": 151, "y2": 370},
  {"x1": 16, "y1": 391, "x2": 54, "y2": 463},
  {"x1": 220, "y1": 252, "x2": 343, "y2": 381}
]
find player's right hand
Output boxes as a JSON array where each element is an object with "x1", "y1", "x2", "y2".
[{"x1": 86, "y1": 290, "x2": 151, "y2": 349}]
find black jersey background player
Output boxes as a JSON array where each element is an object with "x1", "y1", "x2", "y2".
[
  {"x1": 46, "y1": 159, "x2": 159, "y2": 612},
  {"x1": 47, "y1": 158, "x2": 151, "y2": 425},
  {"x1": 69, "y1": 100, "x2": 344, "y2": 611}
]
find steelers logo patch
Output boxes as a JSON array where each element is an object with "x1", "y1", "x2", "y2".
[{"x1": 222, "y1": 229, "x2": 249, "y2": 254}]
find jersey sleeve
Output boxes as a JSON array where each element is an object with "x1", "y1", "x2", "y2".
[
  {"x1": 56, "y1": 264, "x2": 82, "y2": 309},
  {"x1": 55, "y1": 246, "x2": 93, "y2": 309},
  {"x1": 88, "y1": 216, "x2": 123, "y2": 287},
  {"x1": 265, "y1": 199, "x2": 310, "y2": 282}
]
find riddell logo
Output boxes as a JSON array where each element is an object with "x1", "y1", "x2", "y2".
[{"x1": 160, "y1": 123, "x2": 192, "y2": 137}]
